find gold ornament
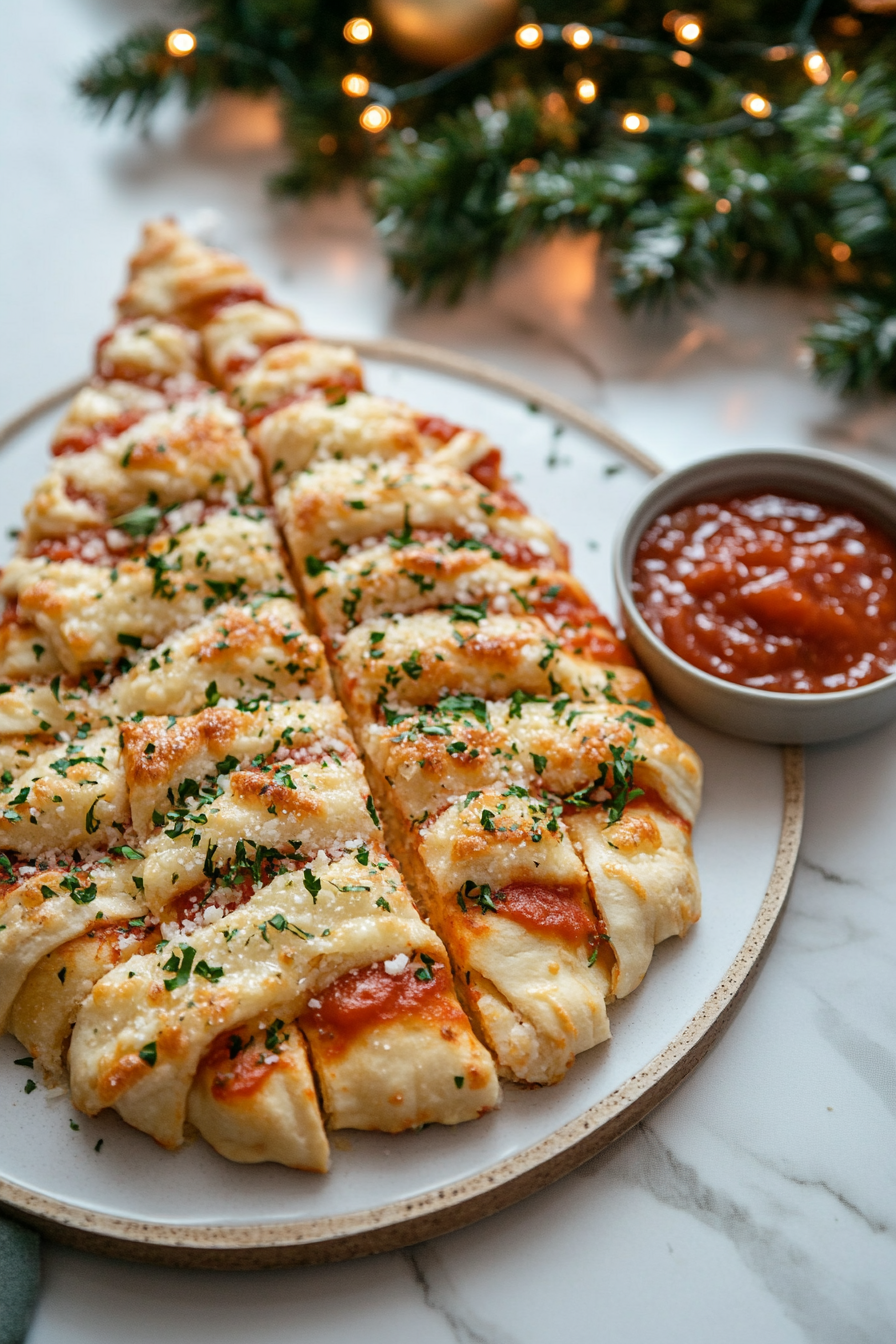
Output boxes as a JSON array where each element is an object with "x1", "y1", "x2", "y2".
[{"x1": 371, "y1": 0, "x2": 518, "y2": 67}]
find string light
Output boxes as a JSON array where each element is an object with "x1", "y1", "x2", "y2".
[
  {"x1": 516, "y1": 23, "x2": 543, "y2": 48},
  {"x1": 360, "y1": 103, "x2": 390, "y2": 131},
  {"x1": 742, "y1": 92, "x2": 772, "y2": 118},
  {"x1": 562, "y1": 24, "x2": 593, "y2": 48},
  {"x1": 831, "y1": 242, "x2": 852, "y2": 262},
  {"x1": 318, "y1": 134, "x2": 337, "y2": 155},
  {"x1": 165, "y1": 28, "x2": 196, "y2": 56},
  {"x1": 326, "y1": 8, "x2": 838, "y2": 147},
  {"x1": 342, "y1": 73, "x2": 370, "y2": 97},
  {"x1": 673, "y1": 14, "x2": 702, "y2": 43},
  {"x1": 715, "y1": 198, "x2": 732, "y2": 213},
  {"x1": 803, "y1": 50, "x2": 830, "y2": 84},
  {"x1": 344, "y1": 17, "x2": 373, "y2": 43}
]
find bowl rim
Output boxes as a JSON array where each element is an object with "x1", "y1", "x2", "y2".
[{"x1": 613, "y1": 444, "x2": 896, "y2": 706}]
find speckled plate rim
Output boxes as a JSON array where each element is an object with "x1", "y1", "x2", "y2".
[{"x1": 0, "y1": 339, "x2": 804, "y2": 1268}]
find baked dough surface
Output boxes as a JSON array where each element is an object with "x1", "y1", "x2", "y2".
[{"x1": 0, "y1": 219, "x2": 701, "y2": 1164}]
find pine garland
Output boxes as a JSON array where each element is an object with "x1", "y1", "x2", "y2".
[{"x1": 77, "y1": 1, "x2": 896, "y2": 394}]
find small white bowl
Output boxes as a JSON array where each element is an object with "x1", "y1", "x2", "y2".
[{"x1": 613, "y1": 447, "x2": 896, "y2": 744}]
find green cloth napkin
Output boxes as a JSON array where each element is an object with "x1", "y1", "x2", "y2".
[{"x1": 0, "y1": 1216, "x2": 39, "y2": 1344}]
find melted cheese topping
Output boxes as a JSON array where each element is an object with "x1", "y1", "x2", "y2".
[
  {"x1": 0, "y1": 599, "x2": 329, "y2": 738},
  {"x1": 253, "y1": 392, "x2": 494, "y2": 487},
  {"x1": 138, "y1": 752, "x2": 374, "y2": 914},
  {"x1": 25, "y1": 391, "x2": 260, "y2": 542},
  {"x1": 201, "y1": 301, "x2": 304, "y2": 388},
  {"x1": 335, "y1": 611, "x2": 651, "y2": 718},
  {"x1": 2, "y1": 510, "x2": 292, "y2": 674},
  {"x1": 0, "y1": 860, "x2": 145, "y2": 1028},
  {"x1": 230, "y1": 341, "x2": 364, "y2": 417},
  {"x1": 0, "y1": 728, "x2": 128, "y2": 856},
  {"x1": 276, "y1": 458, "x2": 564, "y2": 567},
  {"x1": 362, "y1": 696, "x2": 701, "y2": 826},
  {"x1": 51, "y1": 380, "x2": 168, "y2": 456},
  {"x1": 118, "y1": 219, "x2": 262, "y2": 322},
  {"x1": 102, "y1": 597, "x2": 329, "y2": 718},
  {"x1": 122, "y1": 699, "x2": 354, "y2": 839},
  {"x1": 96, "y1": 320, "x2": 201, "y2": 384},
  {"x1": 68, "y1": 854, "x2": 455, "y2": 1147},
  {"x1": 307, "y1": 543, "x2": 620, "y2": 648}
]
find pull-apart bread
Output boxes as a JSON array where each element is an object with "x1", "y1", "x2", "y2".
[
  {"x1": 0, "y1": 220, "x2": 700, "y2": 1168},
  {"x1": 277, "y1": 457, "x2": 701, "y2": 1083}
]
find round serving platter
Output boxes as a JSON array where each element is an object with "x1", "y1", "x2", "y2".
[{"x1": 0, "y1": 341, "x2": 803, "y2": 1268}]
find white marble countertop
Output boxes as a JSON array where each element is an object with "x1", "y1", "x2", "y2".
[{"x1": 4, "y1": 4, "x2": 895, "y2": 1340}]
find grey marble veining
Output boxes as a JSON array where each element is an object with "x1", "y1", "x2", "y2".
[{"x1": 5, "y1": 3, "x2": 896, "y2": 1340}]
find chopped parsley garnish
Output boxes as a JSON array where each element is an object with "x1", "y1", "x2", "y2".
[
  {"x1": 112, "y1": 504, "x2": 163, "y2": 538},
  {"x1": 415, "y1": 952, "x2": 435, "y2": 982},
  {"x1": 194, "y1": 960, "x2": 224, "y2": 982},
  {"x1": 162, "y1": 943, "x2": 196, "y2": 991},
  {"x1": 438, "y1": 693, "x2": 491, "y2": 728},
  {"x1": 305, "y1": 555, "x2": 331, "y2": 578},
  {"x1": 450, "y1": 601, "x2": 487, "y2": 624},
  {"x1": 456, "y1": 880, "x2": 500, "y2": 914},
  {"x1": 387, "y1": 505, "x2": 414, "y2": 549},
  {"x1": 85, "y1": 796, "x2": 104, "y2": 835},
  {"x1": 110, "y1": 844, "x2": 144, "y2": 861}
]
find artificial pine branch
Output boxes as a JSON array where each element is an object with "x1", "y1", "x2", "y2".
[{"x1": 76, "y1": 1, "x2": 896, "y2": 394}]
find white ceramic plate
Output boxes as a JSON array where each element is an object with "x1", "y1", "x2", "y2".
[{"x1": 0, "y1": 344, "x2": 802, "y2": 1267}]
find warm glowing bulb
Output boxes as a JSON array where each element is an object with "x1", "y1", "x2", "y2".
[
  {"x1": 765, "y1": 44, "x2": 791, "y2": 61},
  {"x1": 515, "y1": 23, "x2": 543, "y2": 48},
  {"x1": 673, "y1": 14, "x2": 702, "y2": 43},
  {"x1": 576, "y1": 78, "x2": 598, "y2": 103},
  {"x1": 360, "y1": 103, "x2": 391, "y2": 132},
  {"x1": 831, "y1": 241, "x2": 852, "y2": 262},
  {"x1": 562, "y1": 24, "x2": 593, "y2": 48},
  {"x1": 715, "y1": 198, "x2": 732, "y2": 214},
  {"x1": 342, "y1": 73, "x2": 370, "y2": 96},
  {"x1": 165, "y1": 28, "x2": 196, "y2": 56},
  {"x1": 623, "y1": 112, "x2": 649, "y2": 133},
  {"x1": 672, "y1": 49, "x2": 692, "y2": 66},
  {"x1": 742, "y1": 92, "x2": 771, "y2": 118},
  {"x1": 803, "y1": 50, "x2": 830, "y2": 83},
  {"x1": 344, "y1": 17, "x2": 373, "y2": 43}
]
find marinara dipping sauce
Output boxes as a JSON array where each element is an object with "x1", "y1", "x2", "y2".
[{"x1": 632, "y1": 494, "x2": 896, "y2": 693}]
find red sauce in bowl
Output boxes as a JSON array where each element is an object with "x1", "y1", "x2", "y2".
[{"x1": 632, "y1": 494, "x2": 896, "y2": 693}]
